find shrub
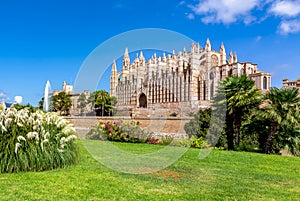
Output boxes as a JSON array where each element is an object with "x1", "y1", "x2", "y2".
[
  {"x1": 86, "y1": 120, "x2": 212, "y2": 149},
  {"x1": 146, "y1": 137, "x2": 159, "y2": 145},
  {"x1": 184, "y1": 109, "x2": 211, "y2": 138},
  {"x1": 191, "y1": 136, "x2": 211, "y2": 149},
  {"x1": 86, "y1": 120, "x2": 153, "y2": 143},
  {"x1": 158, "y1": 135, "x2": 174, "y2": 145},
  {"x1": 0, "y1": 108, "x2": 78, "y2": 173},
  {"x1": 170, "y1": 138, "x2": 193, "y2": 147}
]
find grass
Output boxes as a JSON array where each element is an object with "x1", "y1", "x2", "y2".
[{"x1": 0, "y1": 140, "x2": 300, "y2": 200}]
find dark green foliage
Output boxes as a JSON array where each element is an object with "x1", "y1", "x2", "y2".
[
  {"x1": 253, "y1": 87, "x2": 300, "y2": 154},
  {"x1": 77, "y1": 93, "x2": 87, "y2": 115},
  {"x1": 14, "y1": 103, "x2": 38, "y2": 113},
  {"x1": 51, "y1": 92, "x2": 72, "y2": 115},
  {"x1": 38, "y1": 97, "x2": 44, "y2": 110},
  {"x1": 213, "y1": 75, "x2": 262, "y2": 150},
  {"x1": 240, "y1": 117, "x2": 268, "y2": 152},
  {"x1": 184, "y1": 109, "x2": 211, "y2": 138},
  {"x1": 89, "y1": 90, "x2": 113, "y2": 116}
]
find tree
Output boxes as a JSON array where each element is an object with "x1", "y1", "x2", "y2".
[
  {"x1": 89, "y1": 90, "x2": 112, "y2": 116},
  {"x1": 256, "y1": 87, "x2": 300, "y2": 154},
  {"x1": 110, "y1": 96, "x2": 118, "y2": 115},
  {"x1": 77, "y1": 93, "x2": 87, "y2": 115},
  {"x1": 51, "y1": 92, "x2": 72, "y2": 115},
  {"x1": 38, "y1": 97, "x2": 44, "y2": 110},
  {"x1": 184, "y1": 109, "x2": 211, "y2": 138},
  {"x1": 213, "y1": 75, "x2": 262, "y2": 150},
  {"x1": 15, "y1": 103, "x2": 38, "y2": 113}
]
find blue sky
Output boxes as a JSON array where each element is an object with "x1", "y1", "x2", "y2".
[{"x1": 1, "y1": 0, "x2": 300, "y2": 105}]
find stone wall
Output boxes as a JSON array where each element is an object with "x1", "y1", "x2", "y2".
[{"x1": 65, "y1": 116, "x2": 193, "y2": 138}]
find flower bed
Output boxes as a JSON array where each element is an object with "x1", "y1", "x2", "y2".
[
  {"x1": 86, "y1": 120, "x2": 158, "y2": 144},
  {"x1": 0, "y1": 108, "x2": 78, "y2": 173},
  {"x1": 86, "y1": 120, "x2": 211, "y2": 148}
]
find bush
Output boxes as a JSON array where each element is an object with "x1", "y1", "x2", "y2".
[
  {"x1": 184, "y1": 109, "x2": 211, "y2": 138},
  {"x1": 158, "y1": 135, "x2": 174, "y2": 146},
  {"x1": 170, "y1": 138, "x2": 193, "y2": 147},
  {"x1": 86, "y1": 120, "x2": 153, "y2": 143},
  {"x1": 0, "y1": 108, "x2": 78, "y2": 173},
  {"x1": 86, "y1": 120, "x2": 212, "y2": 149},
  {"x1": 190, "y1": 136, "x2": 211, "y2": 149}
]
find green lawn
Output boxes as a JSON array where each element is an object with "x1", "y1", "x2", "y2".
[{"x1": 0, "y1": 140, "x2": 300, "y2": 201}]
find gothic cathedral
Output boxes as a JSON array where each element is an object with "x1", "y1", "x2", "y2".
[{"x1": 110, "y1": 39, "x2": 271, "y2": 115}]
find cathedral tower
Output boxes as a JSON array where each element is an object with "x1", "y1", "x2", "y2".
[
  {"x1": 110, "y1": 59, "x2": 118, "y2": 97},
  {"x1": 220, "y1": 43, "x2": 226, "y2": 65}
]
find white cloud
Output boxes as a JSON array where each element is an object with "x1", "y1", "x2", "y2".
[
  {"x1": 186, "y1": 13, "x2": 195, "y2": 20},
  {"x1": 269, "y1": 0, "x2": 300, "y2": 17},
  {"x1": 0, "y1": 92, "x2": 6, "y2": 99},
  {"x1": 14, "y1": 96, "x2": 23, "y2": 104},
  {"x1": 278, "y1": 20, "x2": 300, "y2": 35},
  {"x1": 187, "y1": 0, "x2": 300, "y2": 35},
  {"x1": 178, "y1": 1, "x2": 186, "y2": 6},
  {"x1": 255, "y1": 36, "x2": 262, "y2": 41},
  {"x1": 0, "y1": 91, "x2": 9, "y2": 102},
  {"x1": 189, "y1": 0, "x2": 260, "y2": 24}
]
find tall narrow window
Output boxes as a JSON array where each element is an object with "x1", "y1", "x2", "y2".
[
  {"x1": 203, "y1": 80, "x2": 206, "y2": 100},
  {"x1": 210, "y1": 81, "x2": 214, "y2": 98},
  {"x1": 198, "y1": 79, "x2": 201, "y2": 100},
  {"x1": 263, "y1": 76, "x2": 267, "y2": 90}
]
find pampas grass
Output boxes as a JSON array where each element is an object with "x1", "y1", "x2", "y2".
[{"x1": 0, "y1": 108, "x2": 78, "y2": 173}]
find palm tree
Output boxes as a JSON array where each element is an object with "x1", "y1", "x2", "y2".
[
  {"x1": 77, "y1": 93, "x2": 87, "y2": 115},
  {"x1": 51, "y1": 92, "x2": 72, "y2": 115},
  {"x1": 89, "y1": 90, "x2": 112, "y2": 116},
  {"x1": 213, "y1": 75, "x2": 262, "y2": 150},
  {"x1": 257, "y1": 87, "x2": 300, "y2": 154}
]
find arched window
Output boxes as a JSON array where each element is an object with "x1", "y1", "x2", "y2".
[
  {"x1": 139, "y1": 93, "x2": 147, "y2": 108},
  {"x1": 263, "y1": 76, "x2": 267, "y2": 90},
  {"x1": 210, "y1": 81, "x2": 214, "y2": 98},
  {"x1": 210, "y1": 72, "x2": 214, "y2": 80},
  {"x1": 198, "y1": 79, "x2": 201, "y2": 100},
  {"x1": 203, "y1": 80, "x2": 206, "y2": 100}
]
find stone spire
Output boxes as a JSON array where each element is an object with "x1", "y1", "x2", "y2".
[
  {"x1": 205, "y1": 38, "x2": 211, "y2": 51},
  {"x1": 229, "y1": 51, "x2": 234, "y2": 64},
  {"x1": 220, "y1": 42, "x2": 226, "y2": 65},
  {"x1": 233, "y1": 52, "x2": 237, "y2": 63},
  {"x1": 196, "y1": 42, "x2": 200, "y2": 52},
  {"x1": 191, "y1": 42, "x2": 195, "y2": 53},
  {"x1": 134, "y1": 53, "x2": 140, "y2": 66},
  {"x1": 110, "y1": 59, "x2": 118, "y2": 97},
  {"x1": 162, "y1": 52, "x2": 167, "y2": 62},
  {"x1": 139, "y1": 50, "x2": 145, "y2": 66},
  {"x1": 124, "y1": 47, "x2": 129, "y2": 57},
  {"x1": 112, "y1": 59, "x2": 117, "y2": 73},
  {"x1": 122, "y1": 47, "x2": 130, "y2": 68},
  {"x1": 139, "y1": 50, "x2": 144, "y2": 61}
]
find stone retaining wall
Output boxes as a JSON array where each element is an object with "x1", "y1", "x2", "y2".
[{"x1": 65, "y1": 116, "x2": 193, "y2": 138}]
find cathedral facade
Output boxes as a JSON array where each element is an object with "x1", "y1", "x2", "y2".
[{"x1": 110, "y1": 39, "x2": 271, "y2": 115}]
